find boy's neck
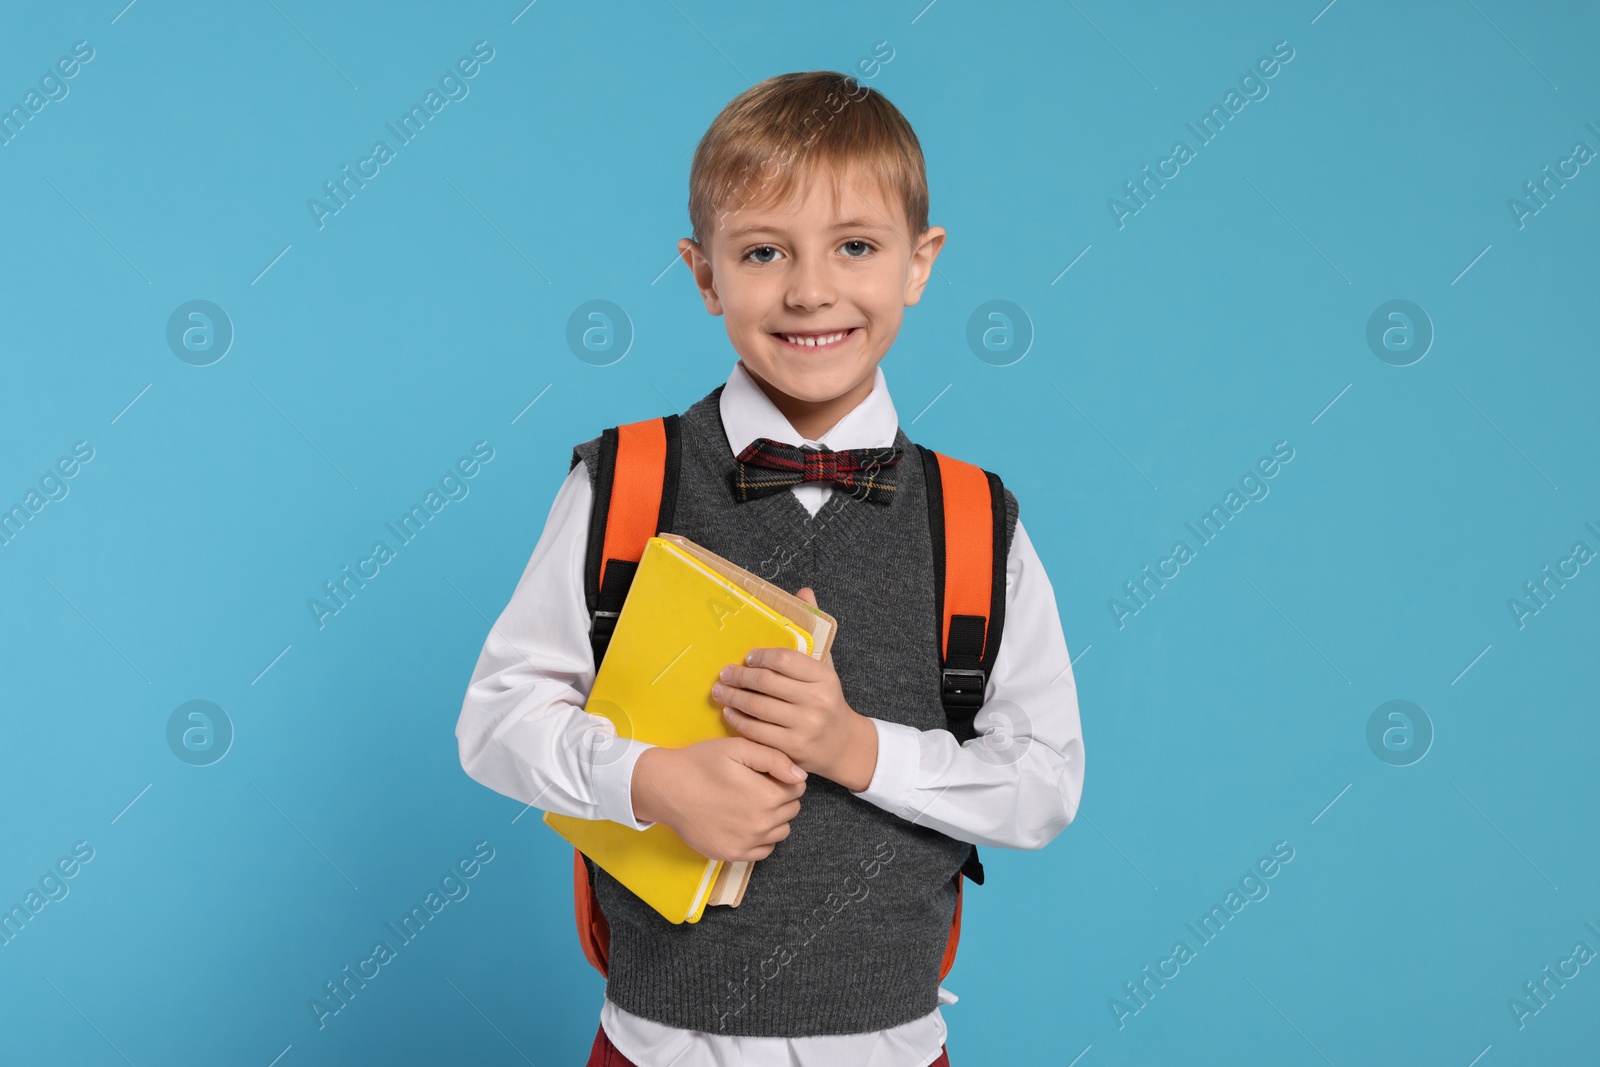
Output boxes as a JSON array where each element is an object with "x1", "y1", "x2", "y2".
[{"x1": 739, "y1": 362, "x2": 878, "y2": 442}]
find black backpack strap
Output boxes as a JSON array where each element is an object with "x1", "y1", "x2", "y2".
[
  {"x1": 918, "y1": 445, "x2": 1008, "y2": 888},
  {"x1": 583, "y1": 415, "x2": 680, "y2": 668}
]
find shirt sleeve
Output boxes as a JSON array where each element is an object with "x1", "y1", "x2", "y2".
[
  {"x1": 454, "y1": 460, "x2": 658, "y2": 831},
  {"x1": 849, "y1": 518, "x2": 1085, "y2": 850}
]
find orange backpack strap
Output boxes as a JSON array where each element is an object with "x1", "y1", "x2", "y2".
[
  {"x1": 573, "y1": 850, "x2": 612, "y2": 976},
  {"x1": 584, "y1": 415, "x2": 681, "y2": 668},
  {"x1": 918, "y1": 444, "x2": 1010, "y2": 978},
  {"x1": 916, "y1": 446, "x2": 1008, "y2": 745},
  {"x1": 573, "y1": 414, "x2": 681, "y2": 978},
  {"x1": 939, "y1": 873, "x2": 965, "y2": 982}
]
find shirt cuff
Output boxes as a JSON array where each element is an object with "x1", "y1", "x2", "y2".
[
  {"x1": 850, "y1": 717, "x2": 921, "y2": 812},
  {"x1": 591, "y1": 737, "x2": 658, "y2": 831}
]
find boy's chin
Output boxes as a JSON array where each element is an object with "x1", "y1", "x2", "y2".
[{"x1": 740, "y1": 359, "x2": 876, "y2": 404}]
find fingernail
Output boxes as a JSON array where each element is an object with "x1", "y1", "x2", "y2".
[
  {"x1": 711, "y1": 682, "x2": 725, "y2": 699},
  {"x1": 719, "y1": 666, "x2": 734, "y2": 681}
]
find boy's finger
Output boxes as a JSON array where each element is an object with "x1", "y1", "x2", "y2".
[
  {"x1": 718, "y1": 663, "x2": 804, "y2": 702},
  {"x1": 766, "y1": 779, "x2": 807, "y2": 803},
  {"x1": 744, "y1": 646, "x2": 824, "y2": 680},
  {"x1": 771, "y1": 798, "x2": 802, "y2": 825},
  {"x1": 721, "y1": 705, "x2": 772, "y2": 744},
  {"x1": 721, "y1": 689, "x2": 796, "y2": 728},
  {"x1": 727, "y1": 730, "x2": 806, "y2": 783},
  {"x1": 722, "y1": 702, "x2": 792, "y2": 749}
]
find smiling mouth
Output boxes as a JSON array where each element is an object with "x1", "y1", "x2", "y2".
[{"x1": 770, "y1": 327, "x2": 861, "y2": 350}]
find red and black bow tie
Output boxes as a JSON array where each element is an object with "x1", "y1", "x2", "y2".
[{"x1": 731, "y1": 438, "x2": 904, "y2": 505}]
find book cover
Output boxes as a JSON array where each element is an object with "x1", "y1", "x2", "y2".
[{"x1": 545, "y1": 536, "x2": 836, "y2": 923}]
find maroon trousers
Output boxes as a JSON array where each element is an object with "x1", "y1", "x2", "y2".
[{"x1": 587, "y1": 1025, "x2": 952, "y2": 1066}]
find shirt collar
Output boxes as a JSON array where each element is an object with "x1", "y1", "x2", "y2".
[{"x1": 719, "y1": 360, "x2": 899, "y2": 457}]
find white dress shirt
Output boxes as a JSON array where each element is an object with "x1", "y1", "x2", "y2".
[{"x1": 456, "y1": 360, "x2": 1085, "y2": 1067}]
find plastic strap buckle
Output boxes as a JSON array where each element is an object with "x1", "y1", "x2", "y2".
[{"x1": 940, "y1": 667, "x2": 986, "y2": 709}]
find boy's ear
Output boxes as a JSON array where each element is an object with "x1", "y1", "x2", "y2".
[
  {"x1": 902, "y1": 225, "x2": 946, "y2": 308},
  {"x1": 678, "y1": 237, "x2": 724, "y2": 316}
]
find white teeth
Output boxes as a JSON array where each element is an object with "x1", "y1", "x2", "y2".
[{"x1": 781, "y1": 330, "x2": 850, "y2": 347}]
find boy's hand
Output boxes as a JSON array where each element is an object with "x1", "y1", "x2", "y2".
[
  {"x1": 630, "y1": 737, "x2": 806, "y2": 863},
  {"x1": 712, "y1": 587, "x2": 880, "y2": 792}
]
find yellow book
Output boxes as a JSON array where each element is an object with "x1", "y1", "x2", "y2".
[{"x1": 544, "y1": 534, "x2": 836, "y2": 924}]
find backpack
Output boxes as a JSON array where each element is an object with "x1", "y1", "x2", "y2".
[{"x1": 571, "y1": 413, "x2": 1009, "y2": 982}]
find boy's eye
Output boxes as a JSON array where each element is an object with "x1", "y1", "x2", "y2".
[
  {"x1": 840, "y1": 239, "x2": 875, "y2": 258},
  {"x1": 744, "y1": 245, "x2": 782, "y2": 264}
]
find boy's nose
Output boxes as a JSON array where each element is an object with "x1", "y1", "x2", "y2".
[{"x1": 784, "y1": 257, "x2": 836, "y2": 311}]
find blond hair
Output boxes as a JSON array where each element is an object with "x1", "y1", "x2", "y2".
[{"x1": 687, "y1": 71, "x2": 929, "y2": 246}]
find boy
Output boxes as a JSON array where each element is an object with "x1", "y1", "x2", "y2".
[{"x1": 456, "y1": 71, "x2": 1084, "y2": 1066}]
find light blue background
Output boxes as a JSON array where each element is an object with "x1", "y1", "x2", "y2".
[{"x1": 2, "y1": 1, "x2": 1596, "y2": 1064}]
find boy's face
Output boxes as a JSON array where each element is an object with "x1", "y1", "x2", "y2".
[{"x1": 678, "y1": 163, "x2": 944, "y2": 432}]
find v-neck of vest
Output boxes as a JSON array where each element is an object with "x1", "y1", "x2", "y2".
[{"x1": 684, "y1": 385, "x2": 908, "y2": 560}]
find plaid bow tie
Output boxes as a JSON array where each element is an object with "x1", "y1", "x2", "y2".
[{"x1": 732, "y1": 438, "x2": 904, "y2": 505}]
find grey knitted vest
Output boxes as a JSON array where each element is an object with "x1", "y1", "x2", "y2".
[{"x1": 569, "y1": 382, "x2": 1018, "y2": 1037}]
